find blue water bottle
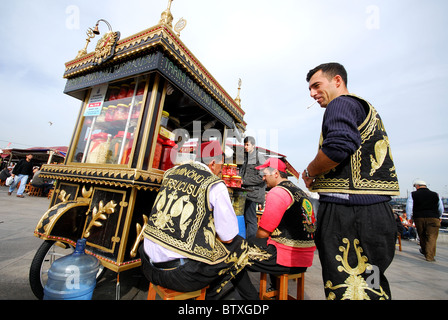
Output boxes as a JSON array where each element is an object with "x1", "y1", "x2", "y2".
[{"x1": 43, "y1": 238, "x2": 100, "y2": 300}]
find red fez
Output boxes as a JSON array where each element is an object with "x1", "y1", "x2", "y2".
[
  {"x1": 255, "y1": 158, "x2": 287, "y2": 173},
  {"x1": 196, "y1": 140, "x2": 224, "y2": 160}
]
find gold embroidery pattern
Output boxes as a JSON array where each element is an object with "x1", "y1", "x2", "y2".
[
  {"x1": 216, "y1": 240, "x2": 252, "y2": 293},
  {"x1": 144, "y1": 164, "x2": 229, "y2": 264},
  {"x1": 325, "y1": 238, "x2": 389, "y2": 300},
  {"x1": 269, "y1": 237, "x2": 316, "y2": 248},
  {"x1": 312, "y1": 96, "x2": 399, "y2": 195},
  {"x1": 247, "y1": 244, "x2": 271, "y2": 262}
]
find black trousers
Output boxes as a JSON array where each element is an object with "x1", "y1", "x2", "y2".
[
  {"x1": 139, "y1": 237, "x2": 259, "y2": 300},
  {"x1": 315, "y1": 201, "x2": 396, "y2": 300}
]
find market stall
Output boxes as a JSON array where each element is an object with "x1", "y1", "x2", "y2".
[{"x1": 30, "y1": 2, "x2": 246, "y2": 299}]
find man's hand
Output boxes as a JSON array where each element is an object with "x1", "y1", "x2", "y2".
[
  {"x1": 256, "y1": 227, "x2": 270, "y2": 239},
  {"x1": 303, "y1": 150, "x2": 340, "y2": 189},
  {"x1": 302, "y1": 171, "x2": 315, "y2": 188}
]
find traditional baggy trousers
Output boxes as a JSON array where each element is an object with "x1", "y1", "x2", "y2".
[
  {"x1": 315, "y1": 201, "x2": 396, "y2": 300},
  {"x1": 139, "y1": 236, "x2": 259, "y2": 300}
]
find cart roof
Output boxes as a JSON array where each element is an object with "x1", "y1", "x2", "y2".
[{"x1": 63, "y1": 7, "x2": 246, "y2": 129}]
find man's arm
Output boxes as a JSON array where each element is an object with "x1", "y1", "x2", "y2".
[
  {"x1": 210, "y1": 183, "x2": 239, "y2": 244},
  {"x1": 302, "y1": 150, "x2": 339, "y2": 188},
  {"x1": 302, "y1": 97, "x2": 366, "y2": 188},
  {"x1": 406, "y1": 195, "x2": 414, "y2": 221},
  {"x1": 256, "y1": 187, "x2": 292, "y2": 238},
  {"x1": 438, "y1": 196, "x2": 444, "y2": 217}
]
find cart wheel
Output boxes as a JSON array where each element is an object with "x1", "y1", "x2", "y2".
[{"x1": 29, "y1": 240, "x2": 106, "y2": 300}]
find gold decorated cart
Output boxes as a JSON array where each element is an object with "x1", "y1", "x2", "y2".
[{"x1": 29, "y1": 1, "x2": 247, "y2": 299}]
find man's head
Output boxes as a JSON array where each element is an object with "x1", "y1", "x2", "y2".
[
  {"x1": 244, "y1": 136, "x2": 256, "y2": 154},
  {"x1": 26, "y1": 154, "x2": 33, "y2": 162},
  {"x1": 255, "y1": 158, "x2": 288, "y2": 188},
  {"x1": 197, "y1": 140, "x2": 224, "y2": 176},
  {"x1": 306, "y1": 62, "x2": 349, "y2": 108}
]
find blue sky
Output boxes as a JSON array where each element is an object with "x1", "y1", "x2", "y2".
[{"x1": 1, "y1": 0, "x2": 447, "y2": 197}]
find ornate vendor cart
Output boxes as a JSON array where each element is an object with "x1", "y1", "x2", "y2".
[{"x1": 29, "y1": 2, "x2": 247, "y2": 299}]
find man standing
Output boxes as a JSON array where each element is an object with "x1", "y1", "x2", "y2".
[
  {"x1": 242, "y1": 158, "x2": 315, "y2": 295},
  {"x1": 406, "y1": 180, "x2": 443, "y2": 262},
  {"x1": 9, "y1": 153, "x2": 34, "y2": 198},
  {"x1": 240, "y1": 136, "x2": 266, "y2": 239},
  {"x1": 141, "y1": 140, "x2": 258, "y2": 300},
  {"x1": 302, "y1": 63, "x2": 399, "y2": 300}
]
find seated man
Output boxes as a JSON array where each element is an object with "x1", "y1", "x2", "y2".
[
  {"x1": 31, "y1": 168, "x2": 54, "y2": 196},
  {"x1": 401, "y1": 212, "x2": 417, "y2": 240},
  {"x1": 245, "y1": 158, "x2": 316, "y2": 292},
  {"x1": 140, "y1": 140, "x2": 258, "y2": 300},
  {"x1": 0, "y1": 167, "x2": 11, "y2": 183}
]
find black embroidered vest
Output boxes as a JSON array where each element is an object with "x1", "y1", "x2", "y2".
[
  {"x1": 270, "y1": 181, "x2": 316, "y2": 248},
  {"x1": 310, "y1": 95, "x2": 400, "y2": 195},
  {"x1": 143, "y1": 162, "x2": 230, "y2": 265}
]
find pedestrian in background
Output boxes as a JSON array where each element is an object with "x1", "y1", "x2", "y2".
[
  {"x1": 406, "y1": 180, "x2": 443, "y2": 262},
  {"x1": 8, "y1": 154, "x2": 34, "y2": 198},
  {"x1": 240, "y1": 136, "x2": 266, "y2": 239}
]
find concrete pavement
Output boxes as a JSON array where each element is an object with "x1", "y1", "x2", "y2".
[{"x1": 1, "y1": 185, "x2": 447, "y2": 300}]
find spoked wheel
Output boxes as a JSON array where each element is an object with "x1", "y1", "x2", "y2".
[{"x1": 29, "y1": 240, "x2": 105, "y2": 300}]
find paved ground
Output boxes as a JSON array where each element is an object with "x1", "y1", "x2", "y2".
[{"x1": 1, "y1": 185, "x2": 448, "y2": 300}]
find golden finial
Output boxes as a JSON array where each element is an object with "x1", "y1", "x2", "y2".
[
  {"x1": 160, "y1": 0, "x2": 174, "y2": 27},
  {"x1": 76, "y1": 27, "x2": 95, "y2": 58},
  {"x1": 235, "y1": 78, "x2": 242, "y2": 106}
]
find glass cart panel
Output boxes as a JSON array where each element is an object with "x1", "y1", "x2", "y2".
[
  {"x1": 150, "y1": 82, "x2": 227, "y2": 171},
  {"x1": 71, "y1": 75, "x2": 149, "y2": 165}
]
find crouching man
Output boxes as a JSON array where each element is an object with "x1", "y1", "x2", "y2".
[
  {"x1": 140, "y1": 140, "x2": 258, "y2": 299},
  {"x1": 244, "y1": 158, "x2": 316, "y2": 294}
]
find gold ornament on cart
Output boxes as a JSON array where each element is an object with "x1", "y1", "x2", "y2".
[{"x1": 83, "y1": 200, "x2": 117, "y2": 238}]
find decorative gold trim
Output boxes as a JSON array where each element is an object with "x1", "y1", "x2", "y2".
[
  {"x1": 130, "y1": 214, "x2": 148, "y2": 258},
  {"x1": 64, "y1": 25, "x2": 246, "y2": 127},
  {"x1": 83, "y1": 187, "x2": 127, "y2": 254},
  {"x1": 270, "y1": 237, "x2": 316, "y2": 248},
  {"x1": 83, "y1": 200, "x2": 117, "y2": 238},
  {"x1": 33, "y1": 232, "x2": 141, "y2": 273},
  {"x1": 312, "y1": 96, "x2": 399, "y2": 195},
  {"x1": 93, "y1": 31, "x2": 119, "y2": 65},
  {"x1": 35, "y1": 201, "x2": 89, "y2": 236},
  {"x1": 40, "y1": 164, "x2": 163, "y2": 191}
]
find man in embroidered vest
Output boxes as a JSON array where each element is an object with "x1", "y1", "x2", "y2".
[
  {"x1": 406, "y1": 180, "x2": 443, "y2": 262},
  {"x1": 140, "y1": 140, "x2": 258, "y2": 300},
  {"x1": 241, "y1": 158, "x2": 316, "y2": 295},
  {"x1": 302, "y1": 62, "x2": 399, "y2": 300}
]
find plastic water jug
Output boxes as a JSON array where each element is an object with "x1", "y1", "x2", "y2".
[
  {"x1": 237, "y1": 215, "x2": 246, "y2": 238},
  {"x1": 43, "y1": 238, "x2": 100, "y2": 300}
]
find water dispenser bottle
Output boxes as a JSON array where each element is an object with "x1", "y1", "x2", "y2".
[{"x1": 43, "y1": 238, "x2": 100, "y2": 300}]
